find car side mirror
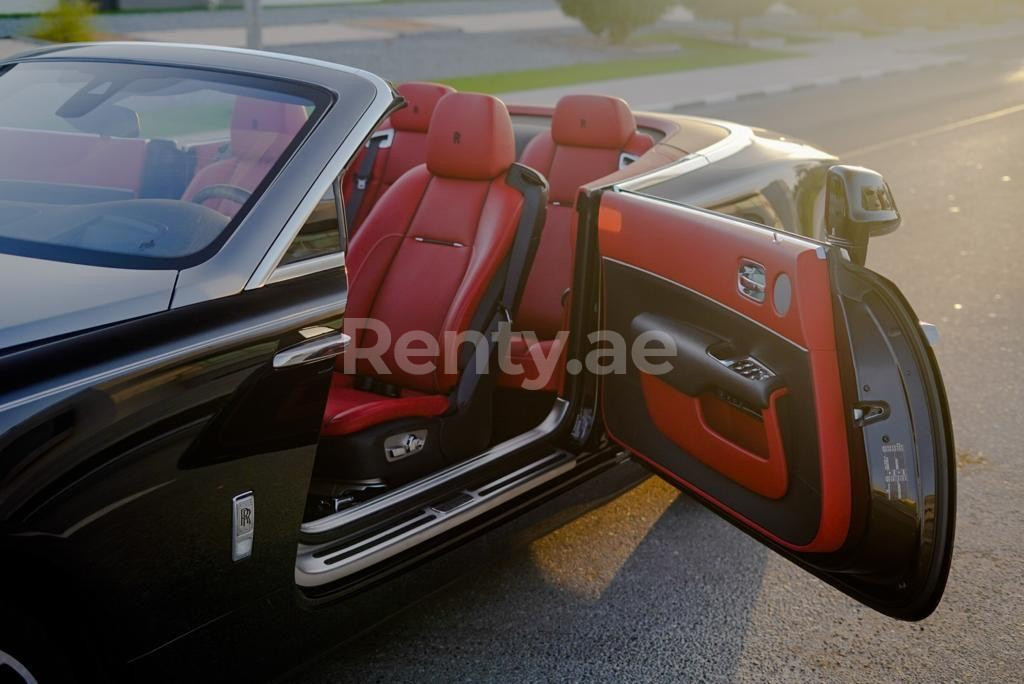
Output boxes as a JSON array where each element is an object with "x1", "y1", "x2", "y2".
[{"x1": 824, "y1": 165, "x2": 901, "y2": 266}]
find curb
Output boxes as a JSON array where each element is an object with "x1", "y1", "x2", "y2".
[{"x1": 657, "y1": 55, "x2": 967, "y2": 112}]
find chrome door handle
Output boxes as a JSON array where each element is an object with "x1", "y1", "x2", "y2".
[
  {"x1": 273, "y1": 329, "x2": 351, "y2": 369},
  {"x1": 738, "y1": 260, "x2": 766, "y2": 303}
]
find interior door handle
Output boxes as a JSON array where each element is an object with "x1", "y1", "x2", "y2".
[
  {"x1": 273, "y1": 330, "x2": 351, "y2": 369},
  {"x1": 630, "y1": 312, "x2": 784, "y2": 409},
  {"x1": 738, "y1": 259, "x2": 766, "y2": 303}
]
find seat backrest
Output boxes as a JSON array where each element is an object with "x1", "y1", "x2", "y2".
[
  {"x1": 182, "y1": 96, "x2": 307, "y2": 215},
  {"x1": 342, "y1": 92, "x2": 526, "y2": 395},
  {"x1": 516, "y1": 94, "x2": 653, "y2": 339},
  {"x1": 344, "y1": 82, "x2": 456, "y2": 230}
]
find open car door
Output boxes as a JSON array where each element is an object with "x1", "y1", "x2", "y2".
[{"x1": 594, "y1": 187, "x2": 955, "y2": 620}]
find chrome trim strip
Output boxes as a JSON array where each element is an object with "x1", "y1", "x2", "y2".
[
  {"x1": 273, "y1": 331, "x2": 350, "y2": 368},
  {"x1": 603, "y1": 256, "x2": 809, "y2": 353},
  {"x1": 266, "y1": 252, "x2": 346, "y2": 286},
  {"x1": 615, "y1": 153, "x2": 708, "y2": 191},
  {"x1": 0, "y1": 301, "x2": 341, "y2": 414},
  {"x1": 295, "y1": 450, "x2": 577, "y2": 586},
  {"x1": 300, "y1": 397, "x2": 570, "y2": 535},
  {"x1": 246, "y1": 71, "x2": 395, "y2": 290},
  {"x1": 615, "y1": 118, "x2": 755, "y2": 192}
]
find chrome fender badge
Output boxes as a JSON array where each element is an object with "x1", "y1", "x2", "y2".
[{"x1": 232, "y1": 491, "x2": 255, "y2": 561}]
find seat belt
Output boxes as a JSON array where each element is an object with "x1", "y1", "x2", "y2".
[
  {"x1": 451, "y1": 164, "x2": 548, "y2": 409},
  {"x1": 345, "y1": 129, "x2": 394, "y2": 228}
]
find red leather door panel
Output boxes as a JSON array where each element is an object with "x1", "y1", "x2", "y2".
[
  {"x1": 597, "y1": 191, "x2": 850, "y2": 552},
  {"x1": 593, "y1": 188, "x2": 955, "y2": 620}
]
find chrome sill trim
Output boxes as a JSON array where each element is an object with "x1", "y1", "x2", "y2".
[
  {"x1": 295, "y1": 449, "x2": 577, "y2": 587},
  {"x1": 266, "y1": 252, "x2": 346, "y2": 285},
  {"x1": 299, "y1": 397, "x2": 570, "y2": 535}
]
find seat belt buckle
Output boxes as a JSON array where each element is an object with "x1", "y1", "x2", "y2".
[{"x1": 356, "y1": 177, "x2": 368, "y2": 190}]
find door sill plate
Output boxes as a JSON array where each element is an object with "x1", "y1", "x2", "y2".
[{"x1": 295, "y1": 450, "x2": 578, "y2": 587}]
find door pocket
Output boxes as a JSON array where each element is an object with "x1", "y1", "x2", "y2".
[{"x1": 641, "y1": 374, "x2": 789, "y2": 499}]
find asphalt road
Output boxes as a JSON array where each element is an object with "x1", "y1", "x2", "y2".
[{"x1": 293, "y1": 36, "x2": 1024, "y2": 683}]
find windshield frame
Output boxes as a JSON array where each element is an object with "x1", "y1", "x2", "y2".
[{"x1": 0, "y1": 58, "x2": 335, "y2": 270}]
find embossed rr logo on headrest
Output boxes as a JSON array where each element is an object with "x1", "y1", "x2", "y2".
[{"x1": 453, "y1": 131, "x2": 461, "y2": 144}]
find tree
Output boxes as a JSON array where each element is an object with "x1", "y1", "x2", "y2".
[
  {"x1": 784, "y1": 0, "x2": 849, "y2": 27},
  {"x1": 679, "y1": 0, "x2": 776, "y2": 39},
  {"x1": 33, "y1": 0, "x2": 96, "y2": 43},
  {"x1": 557, "y1": 0, "x2": 677, "y2": 44}
]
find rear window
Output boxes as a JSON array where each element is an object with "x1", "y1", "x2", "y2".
[{"x1": 0, "y1": 60, "x2": 331, "y2": 268}]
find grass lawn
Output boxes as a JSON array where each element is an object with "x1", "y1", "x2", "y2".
[{"x1": 438, "y1": 36, "x2": 790, "y2": 94}]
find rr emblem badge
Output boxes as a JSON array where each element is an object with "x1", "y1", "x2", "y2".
[{"x1": 232, "y1": 491, "x2": 255, "y2": 561}]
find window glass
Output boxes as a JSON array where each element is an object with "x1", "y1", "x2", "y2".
[
  {"x1": 280, "y1": 186, "x2": 344, "y2": 266},
  {"x1": 0, "y1": 60, "x2": 330, "y2": 268}
]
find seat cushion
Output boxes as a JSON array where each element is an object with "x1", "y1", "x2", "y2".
[{"x1": 322, "y1": 373, "x2": 449, "y2": 437}]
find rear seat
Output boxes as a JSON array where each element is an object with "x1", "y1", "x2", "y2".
[
  {"x1": 343, "y1": 82, "x2": 455, "y2": 231},
  {"x1": 501, "y1": 94, "x2": 654, "y2": 391}
]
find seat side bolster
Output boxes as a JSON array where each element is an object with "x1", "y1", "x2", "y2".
[
  {"x1": 340, "y1": 167, "x2": 433, "y2": 355},
  {"x1": 519, "y1": 130, "x2": 557, "y2": 179}
]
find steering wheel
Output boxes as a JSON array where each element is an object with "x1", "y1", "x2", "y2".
[{"x1": 190, "y1": 184, "x2": 251, "y2": 207}]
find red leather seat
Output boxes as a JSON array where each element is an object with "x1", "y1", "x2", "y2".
[
  {"x1": 343, "y1": 82, "x2": 456, "y2": 231},
  {"x1": 323, "y1": 92, "x2": 529, "y2": 440},
  {"x1": 182, "y1": 96, "x2": 307, "y2": 215},
  {"x1": 501, "y1": 95, "x2": 653, "y2": 391}
]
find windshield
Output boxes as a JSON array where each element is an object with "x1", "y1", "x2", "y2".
[{"x1": 0, "y1": 60, "x2": 330, "y2": 268}]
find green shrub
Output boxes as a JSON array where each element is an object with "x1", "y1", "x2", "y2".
[
  {"x1": 558, "y1": 0, "x2": 677, "y2": 44},
  {"x1": 34, "y1": 0, "x2": 97, "y2": 44}
]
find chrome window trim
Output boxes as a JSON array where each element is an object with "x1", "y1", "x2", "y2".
[
  {"x1": 246, "y1": 74, "x2": 395, "y2": 290},
  {"x1": 266, "y1": 251, "x2": 346, "y2": 286},
  {"x1": 22, "y1": 43, "x2": 399, "y2": 295}
]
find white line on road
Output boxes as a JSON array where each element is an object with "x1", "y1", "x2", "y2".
[{"x1": 841, "y1": 101, "x2": 1024, "y2": 158}]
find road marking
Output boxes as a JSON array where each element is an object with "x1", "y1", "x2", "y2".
[{"x1": 841, "y1": 101, "x2": 1024, "y2": 158}]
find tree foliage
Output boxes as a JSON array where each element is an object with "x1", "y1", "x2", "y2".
[
  {"x1": 679, "y1": 0, "x2": 777, "y2": 38},
  {"x1": 34, "y1": 0, "x2": 96, "y2": 43},
  {"x1": 557, "y1": 0, "x2": 678, "y2": 44}
]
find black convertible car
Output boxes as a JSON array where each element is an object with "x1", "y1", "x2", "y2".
[{"x1": 0, "y1": 43, "x2": 954, "y2": 681}]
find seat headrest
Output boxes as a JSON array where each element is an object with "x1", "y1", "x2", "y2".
[
  {"x1": 426, "y1": 92, "x2": 516, "y2": 181},
  {"x1": 231, "y1": 96, "x2": 308, "y2": 163},
  {"x1": 391, "y1": 82, "x2": 456, "y2": 133},
  {"x1": 551, "y1": 94, "x2": 636, "y2": 150}
]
